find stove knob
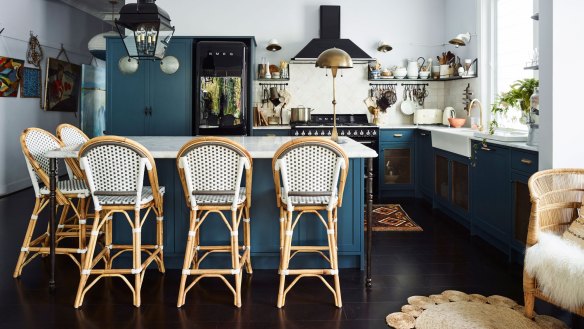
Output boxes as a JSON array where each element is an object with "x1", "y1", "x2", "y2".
[
  {"x1": 301, "y1": 131, "x2": 305, "y2": 136},
  {"x1": 308, "y1": 131, "x2": 312, "y2": 136},
  {"x1": 321, "y1": 130, "x2": 325, "y2": 136},
  {"x1": 327, "y1": 131, "x2": 332, "y2": 136},
  {"x1": 353, "y1": 130, "x2": 359, "y2": 136},
  {"x1": 346, "y1": 130, "x2": 351, "y2": 136},
  {"x1": 366, "y1": 130, "x2": 371, "y2": 136},
  {"x1": 340, "y1": 130, "x2": 345, "y2": 136},
  {"x1": 372, "y1": 130, "x2": 377, "y2": 136},
  {"x1": 360, "y1": 130, "x2": 364, "y2": 136},
  {"x1": 294, "y1": 131, "x2": 299, "y2": 136}
]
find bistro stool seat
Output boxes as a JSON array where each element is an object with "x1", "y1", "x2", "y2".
[
  {"x1": 74, "y1": 136, "x2": 165, "y2": 308},
  {"x1": 14, "y1": 128, "x2": 90, "y2": 278},
  {"x1": 272, "y1": 137, "x2": 348, "y2": 308},
  {"x1": 176, "y1": 137, "x2": 253, "y2": 308}
]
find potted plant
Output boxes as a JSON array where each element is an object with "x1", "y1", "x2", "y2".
[{"x1": 489, "y1": 78, "x2": 539, "y2": 133}]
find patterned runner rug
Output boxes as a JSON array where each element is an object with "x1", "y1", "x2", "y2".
[{"x1": 365, "y1": 204, "x2": 422, "y2": 232}]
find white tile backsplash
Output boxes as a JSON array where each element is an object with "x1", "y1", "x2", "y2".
[{"x1": 254, "y1": 63, "x2": 478, "y2": 126}]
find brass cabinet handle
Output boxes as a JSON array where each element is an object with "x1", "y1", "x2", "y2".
[
  {"x1": 393, "y1": 133, "x2": 403, "y2": 137},
  {"x1": 481, "y1": 146, "x2": 492, "y2": 151},
  {"x1": 420, "y1": 132, "x2": 428, "y2": 136},
  {"x1": 521, "y1": 158, "x2": 532, "y2": 165}
]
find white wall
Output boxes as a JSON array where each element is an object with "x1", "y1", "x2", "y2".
[
  {"x1": 0, "y1": 0, "x2": 106, "y2": 195},
  {"x1": 539, "y1": 0, "x2": 584, "y2": 168}
]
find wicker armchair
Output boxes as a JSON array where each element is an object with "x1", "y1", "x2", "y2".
[
  {"x1": 176, "y1": 137, "x2": 253, "y2": 308},
  {"x1": 14, "y1": 128, "x2": 90, "y2": 278},
  {"x1": 272, "y1": 137, "x2": 348, "y2": 308},
  {"x1": 524, "y1": 168, "x2": 584, "y2": 317},
  {"x1": 74, "y1": 136, "x2": 165, "y2": 308}
]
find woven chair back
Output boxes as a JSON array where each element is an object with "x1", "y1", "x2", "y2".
[
  {"x1": 57, "y1": 124, "x2": 89, "y2": 179},
  {"x1": 529, "y1": 169, "x2": 584, "y2": 236},
  {"x1": 276, "y1": 140, "x2": 347, "y2": 195},
  {"x1": 21, "y1": 128, "x2": 62, "y2": 191},
  {"x1": 178, "y1": 138, "x2": 252, "y2": 195},
  {"x1": 79, "y1": 137, "x2": 153, "y2": 197}
]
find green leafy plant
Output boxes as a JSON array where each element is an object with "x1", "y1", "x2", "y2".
[{"x1": 489, "y1": 78, "x2": 539, "y2": 134}]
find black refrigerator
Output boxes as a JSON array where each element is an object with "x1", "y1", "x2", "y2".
[{"x1": 193, "y1": 38, "x2": 255, "y2": 136}]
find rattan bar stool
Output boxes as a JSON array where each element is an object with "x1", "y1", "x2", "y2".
[
  {"x1": 272, "y1": 137, "x2": 348, "y2": 308},
  {"x1": 14, "y1": 128, "x2": 90, "y2": 278},
  {"x1": 176, "y1": 137, "x2": 253, "y2": 308},
  {"x1": 74, "y1": 136, "x2": 165, "y2": 308}
]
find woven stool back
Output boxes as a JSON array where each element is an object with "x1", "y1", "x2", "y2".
[
  {"x1": 177, "y1": 137, "x2": 252, "y2": 208},
  {"x1": 57, "y1": 124, "x2": 89, "y2": 179},
  {"x1": 21, "y1": 128, "x2": 64, "y2": 198},
  {"x1": 273, "y1": 137, "x2": 348, "y2": 209},
  {"x1": 79, "y1": 136, "x2": 161, "y2": 209}
]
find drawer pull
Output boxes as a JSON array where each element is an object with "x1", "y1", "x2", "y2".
[
  {"x1": 420, "y1": 132, "x2": 428, "y2": 136},
  {"x1": 520, "y1": 158, "x2": 533, "y2": 165},
  {"x1": 393, "y1": 133, "x2": 403, "y2": 138},
  {"x1": 481, "y1": 146, "x2": 493, "y2": 152}
]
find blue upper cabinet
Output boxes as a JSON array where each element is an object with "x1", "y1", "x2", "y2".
[{"x1": 107, "y1": 37, "x2": 192, "y2": 136}]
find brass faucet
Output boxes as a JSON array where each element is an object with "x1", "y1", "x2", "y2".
[{"x1": 467, "y1": 99, "x2": 484, "y2": 132}]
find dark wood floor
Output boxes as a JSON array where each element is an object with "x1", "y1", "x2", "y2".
[{"x1": 1, "y1": 189, "x2": 582, "y2": 329}]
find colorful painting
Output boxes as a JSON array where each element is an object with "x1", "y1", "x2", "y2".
[
  {"x1": 80, "y1": 65, "x2": 106, "y2": 137},
  {"x1": 44, "y1": 57, "x2": 81, "y2": 112},
  {"x1": 0, "y1": 56, "x2": 24, "y2": 97},
  {"x1": 20, "y1": 67, "x2": 41, "y2": 98}
]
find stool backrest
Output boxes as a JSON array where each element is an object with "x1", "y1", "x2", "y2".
[
  {"x1": 79, "y1": 136, "x2": 162, "y2": 210},
  {"x1": 177, "y1": 137, "x2": 252, "y2": 209},
  {"x1": 56, "y1": 124, "x2": 89, "y2": 179},
  {"x1": 273, "y1": 137, "x2": 348, "y2": 208},
  {"x1": 20, "y1": 128, "x2": 67, "y2": 203}
]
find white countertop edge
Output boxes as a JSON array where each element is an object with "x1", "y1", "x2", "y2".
[
  {"x1": 46, "y1": 136, "x2": 378, "y2": 159},
  {"x1": 470, "y1": 136, "x2": 538, "y2": 152}
]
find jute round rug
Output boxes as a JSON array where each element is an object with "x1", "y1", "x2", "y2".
[{"x1": 386, "y1": 290, "x2": 568, "y2": 329}]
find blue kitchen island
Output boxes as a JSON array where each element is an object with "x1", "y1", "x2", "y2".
[{"x1": 46, "y1": 136, "x2": 377, "y2": 280}]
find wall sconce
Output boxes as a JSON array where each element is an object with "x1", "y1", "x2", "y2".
[
  {"x1": 376, "y1": 41, "x2": 392, "y2": 52},
  {"x1": 266, "y1": 39, "x2": 282, "y2": 51},
  {"x1": 449, "y1": 32, "x2": 471, "y2": 47}
]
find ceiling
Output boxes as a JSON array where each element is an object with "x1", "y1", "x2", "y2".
[{"x1": 58, "y1": 0, "x2": 125, "y2": 24}]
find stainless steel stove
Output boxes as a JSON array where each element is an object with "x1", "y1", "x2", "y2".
[{"x1": 290, "y1": 114, "x2": 379, "y2": 147}]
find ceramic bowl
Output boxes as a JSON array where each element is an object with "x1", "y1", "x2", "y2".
[
  {"x1": 393, "y1": 67, "x2": 407, "y2": 77},
  {"x1": 419, "y1": 71, "x2": 430, "y2": 79},
  {"x1": 448, "y1": 117, "x2": 466, "y2": 128}
]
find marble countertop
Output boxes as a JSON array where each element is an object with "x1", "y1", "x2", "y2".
[
  {"x1": 253, "y1": 125, "x2": 291, "y2": 130},
  {"x1": 46, "y1": 136, "x2": 378, "y2": 159}
]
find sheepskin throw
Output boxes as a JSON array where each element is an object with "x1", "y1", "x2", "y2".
[
  {"x1": 525, "y1": 232, "x2": 584, "y2": 310},
  {"x1": 563, "y1": 214, "x2": 584, "y2": 248}
]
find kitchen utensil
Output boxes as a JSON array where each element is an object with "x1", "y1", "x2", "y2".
[
  {"x1": 269, "y1": 87, "x2": 281, "y2": 107},
  {"x1": 407, "y1": 59, "x2": 420, "y2": 79},
  {"x1": 442, "y1": 106, "x2": 456, "y2": 125},
  {"x1": 268, "y1": 115, "x2": 280, "y2": 125},
  {"x1": 401, "y1": 99, "x2": 415, "y2": 115},
  {"x1": 289, "y1": 106, "x2": 313, "y2": 123}
]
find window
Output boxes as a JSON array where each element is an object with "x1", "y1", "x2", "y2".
[{"x1": 491, "y1": 0, "x2": 536, "y2": 129}]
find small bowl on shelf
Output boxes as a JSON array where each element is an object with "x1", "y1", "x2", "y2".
[
  {"x1": 419, "y1": 71, "x2": 430, "y2": 79},
  {"x1": 448, "y1": 117, "x2": 466, "y2": 128}
]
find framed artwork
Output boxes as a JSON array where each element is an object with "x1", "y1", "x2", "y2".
[
  {"x1": 0, "y1": 56, "x2": 24, "y2": 97},
  {"x1": 44, "y1": 57, "x2": 81, "y2": 112},
  {"x1": 20, "y1": 67, "x2": 42, "y2": 98}
]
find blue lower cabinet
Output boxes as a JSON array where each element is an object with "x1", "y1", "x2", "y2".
[
  {"x1": 415, "y1": 130, "x2": 433, "y2": 200},
  {"x1": 378, "y1": 130, "x2": 415, "y2": 198},
  {"x1": 113, "y1": 158, "x2": 364, "y2": 270},
  {"x1": 433, "y1": 149, "x2": 470, "y2": 227},
  {"x1": 470, "y1": 141, "x2": 510, "y2": 253}
]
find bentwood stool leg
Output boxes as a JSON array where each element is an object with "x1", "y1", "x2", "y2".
[
  {"x1": 74, "y1": 211, "x2": 102, "y2": 308},
  {"x1": 328, "y1": 210, "x2": 342, "y2": 307},
  {"x1": 178, "y1": 209, "x2": 198, "y2": 307},
  {"x1": 243, "y1": 206, "x2": 252, "y2": 274},
  {"x1": 277, "y1": 210, "x2": 293, "y2": 308},
  {"x1": 13, "y1": 198, "x2": 43, "y2": 278},
  {"x1": 231, "y1": 209, "x2": 242, "y2": 308}
]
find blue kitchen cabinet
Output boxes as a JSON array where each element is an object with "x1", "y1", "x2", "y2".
[
  {"x1": 509, "y1": 148, "x2": 539, "y2": 261},
  {"x1": 433, "y1": 149, "x2": 470, "y2": 227},
  {"x1": 470, "y1": 141, "x2": 510, "y2": 253},
  {"x1": 378, "y1": 130, "x2": 415, "y2": 198},
  {"x1": 415, "y1": 129, "x2": 433, "y2": 200},
  {"x1": 106, "y1": 37, "x2": 192, "y2": 136}
]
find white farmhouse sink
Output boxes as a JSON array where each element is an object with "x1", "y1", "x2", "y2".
[
  {"x1": 431, "y1": 128, "x2": 474, "y2": 157},
  {"x1": 474, "y1": 128, "x2": 528, "y2": 142}
]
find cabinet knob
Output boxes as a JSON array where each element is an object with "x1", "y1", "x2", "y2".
[
  {"x1": 520, "y1": 158, "x2": 532, "y2": 165},
  {"x1": 393, "y1": 133, "x2": 403, "y2": 138}
]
